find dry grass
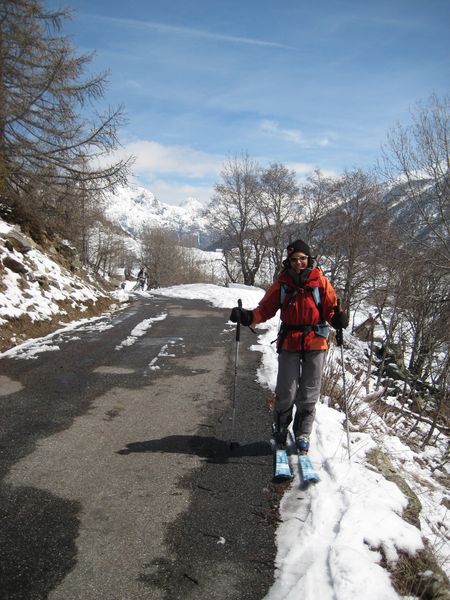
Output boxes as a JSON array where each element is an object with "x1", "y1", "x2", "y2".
[{"x1": 383, "y1": 546, "x2": 450, "y2": 600}]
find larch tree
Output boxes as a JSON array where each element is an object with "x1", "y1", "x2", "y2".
[{"x1": 0, "y1": 0, "x2": 132, "y2": 234}]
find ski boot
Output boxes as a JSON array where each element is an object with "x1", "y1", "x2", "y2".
[
  {"x1": 295, "y1": 436, "x2": 310, "y2": 455},
  {"x1": 272, "y1": 406, "x2": 292, "y2": 448},
  {"x1": 272, "y1": 424, "x2": 288, "y2": 447}
]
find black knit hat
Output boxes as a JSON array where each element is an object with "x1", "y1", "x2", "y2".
[{"x1": 286, "y1": 239, "x2": 311, "y2": 257}]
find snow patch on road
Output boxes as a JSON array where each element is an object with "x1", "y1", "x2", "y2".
[{"x1": 115, "y1": 314, "x2": 168, "y2": 350}]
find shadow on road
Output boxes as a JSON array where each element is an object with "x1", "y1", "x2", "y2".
[
  {"x1": 117, "y1": 435, "x2": 272, "y2": 464},
  {"x1": 0, "y1": 485, "x2": 80, "y2": 599}
]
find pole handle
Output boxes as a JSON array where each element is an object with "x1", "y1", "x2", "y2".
[{"x1": 236, "y1": 298, "x2": 242, "y2": 342}]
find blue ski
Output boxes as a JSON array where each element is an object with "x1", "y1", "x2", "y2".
[
  {"x1": 288, "y1": 431, "x2": 320, "y2": 484},
  {"x1": 273, "y1": 446, "x2": 292, "y2": 481},
  {"x1": 298, "y1": 455, "x2": 320, "y2": 484}
]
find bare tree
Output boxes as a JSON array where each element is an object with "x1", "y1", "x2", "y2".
[
  {"x1": 140, "y1": 227, "x2": 213, "y2": 287},
  {"x1": 259, "y1": 162, "x2": 300, "y2": 277},
  {"x1": 300, "y1": 169, "x2": 337, "y2": 249},
  {"x1": 141, "y1": 228, "x2": 179, "y2": 288},
  {"x1": 205, "y1": 155, "x2": 266, "y2": 286},
  {"x1": 0, "y1": 0, "x2": 132, "y2": 224},
  {"x1": 399, "y1": 259, "x2": 449, "y2": 380},
  {"x1": 380, "y1": 94, "x2": 450, "y2": 273},
  {"x1": 421, "y1": 355, "x2": 448, "y2": 447},
  {"x1": 84, "y1": 215, "x2": 125, "y2": 276},
  {"x1": 321, "y1": 169, "x2": 384, "y2": 309},
  {"x1": 378, "y1": 95, "x2": 449, "y2": 434}
]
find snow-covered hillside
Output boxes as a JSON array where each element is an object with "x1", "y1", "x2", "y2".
[
  {"x1": 0, "y1": 218, "x2": 126, "y2": 351},
  {"x1": 382, "y1": 178, "x2": 441, "y2": 239}
]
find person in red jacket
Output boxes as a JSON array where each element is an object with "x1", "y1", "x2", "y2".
[{"x1": 230, "y1": 239, "x2": 348, "y2": 453}]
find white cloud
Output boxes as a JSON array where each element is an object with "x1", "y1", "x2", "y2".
[
  {"x1": 121, "y1": 140, "x2": 223, "y2": 179},
  {"x1": 90, "y1": 15, "x2": 295, "y2": 50},
  {"x1": 261, "y1": 119, "x2": 307, "y2": 144},
  {"x1": 97, "y1": 140, "x2": 220, "y2": 205},
  {"x1": 285, "y1": 162, "x2": 317, "y2": 175},
  {"x1": 260, "y1": 119, "x2": 333, "y2": 148}
]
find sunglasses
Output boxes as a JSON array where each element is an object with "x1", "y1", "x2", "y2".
[{"x1": 290, "y1": 255, "x2": 308, "y2": 262}]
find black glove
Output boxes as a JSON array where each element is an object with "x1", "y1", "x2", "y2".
[
  {"x1": 331, "y1": 308, "x2": 349, "y2": 329},
  {"x1": 229, "y1": 306, "x2": 253, "y2": 326}
]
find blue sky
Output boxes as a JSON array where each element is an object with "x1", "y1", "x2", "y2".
[{"x1": 47, "y1": 0, "x2": 449, "y2": 205}]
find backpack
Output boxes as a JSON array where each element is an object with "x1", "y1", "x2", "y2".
[{"x1": 277, "y1": 282, "x2": 330, "y2": 352}]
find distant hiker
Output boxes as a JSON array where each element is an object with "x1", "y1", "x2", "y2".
[
  {"x1": 137, "y1": 267, "x2": 147, "y2": 291},
  {"x1": 229, "y1": 239, "x2": 348, "y2": 454}
]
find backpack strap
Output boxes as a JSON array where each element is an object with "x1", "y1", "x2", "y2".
[
  {"x1": 310, "y1": 286, "x2": 324, "y2": 322},
  {"x1": 280, "y1": 282, "x2": 295, "y2": 307}
]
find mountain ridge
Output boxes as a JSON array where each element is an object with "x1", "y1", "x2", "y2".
[{"x1": 104, "y1": 185, "x2": 209, "y2": 244}]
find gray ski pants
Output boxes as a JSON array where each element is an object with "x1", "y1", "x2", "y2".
[{"x1": 274, "y1": 350, "x2": 327, "y2": 436}]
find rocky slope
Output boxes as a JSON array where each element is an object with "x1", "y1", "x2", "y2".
[{"x1": 0, "y1": 219, "x2": 122, "y2": 353}]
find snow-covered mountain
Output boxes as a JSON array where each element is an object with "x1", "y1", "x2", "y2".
[{"x1": 104, "y1": 185, "x2": 211, "y2": 247}]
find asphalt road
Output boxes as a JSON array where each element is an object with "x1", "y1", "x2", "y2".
[{"x1": 0, "y1": 295, "x2": 283, "y2": 600}]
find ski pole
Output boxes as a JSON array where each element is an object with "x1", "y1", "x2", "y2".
[
  {"x1": 229, "y1": 298, "x2": 242, "y2": 450},
  {"x1": 336, "y1": 325, "x2": 350, "y2": 460}
]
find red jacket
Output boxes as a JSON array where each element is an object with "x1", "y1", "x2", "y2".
[{"x1": 252, "y1": 267, "x2": 338, "y2": 352}]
